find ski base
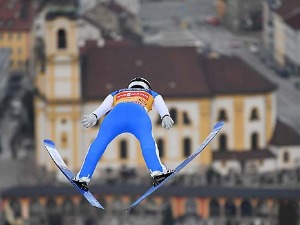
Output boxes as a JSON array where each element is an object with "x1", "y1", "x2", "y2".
[
  {"x1": 44, "y1": 139, "x2": 104, "y2": 209},
  {"x1": 124, "y1": 121, "x2": 224, "y2": 211}
]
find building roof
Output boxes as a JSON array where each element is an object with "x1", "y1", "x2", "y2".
[
  {"x1": 275, "y1": 0, "x2": 300, "y2": 30},
  {"x1": 275, "y1": 0, "x2": 300, "y2": 17},
  {"x1": 0, "y1": 0, "x2": 35, "y2": 31},
  {"x1": 80, "y1": 44, "x2": 277, "y2": 99},
  {"x1": 213, "y1": 149, "x2": 276, "y2": 161},
  {"x1": 270, "y1": 119, "x2": 300, "y2": 146},
  {"x1": 80, "y1": 44, "x2": 212, "y2": 99},
  {"x1": 2, "y1": 184, "x2": 300, "y2": 200},
  {"x1": 202, "y1": 55, "x2": 277, "y2": 95},
  {"x1": 285, "y1": 11, "x2": 300, "y2": 30}
]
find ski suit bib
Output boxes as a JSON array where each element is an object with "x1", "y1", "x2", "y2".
[{"x1": 78, "y1": 88, "x2": 165, "y2": 180}]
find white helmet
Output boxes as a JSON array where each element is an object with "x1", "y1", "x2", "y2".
[{"x1": 128, "y1": 77, "x2": 152, "y2": 89}]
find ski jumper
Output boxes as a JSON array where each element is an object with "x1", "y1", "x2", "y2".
[{"x1": 78, "y1": 88, "x2": 170, "y2": 180}]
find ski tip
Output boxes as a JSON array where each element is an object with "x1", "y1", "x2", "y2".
[
  {"x1": 89, "y1": 199, "x2": 105, "y2": 209},
  {"x1": 44, "y1": 139, "x2": 55, "y2": 147},
  {"x1": 124, "y1": 202, "x2": 138, "y2": 211},
  {"x1": 124, "y1": 206, "x2": 132, "y2": 211},
  {"x1": 94, "y1": 205, "x2": 105, "y2": 210},
  {"x1": 213, "y1": 121, "x2": 224, "y2": 130}
]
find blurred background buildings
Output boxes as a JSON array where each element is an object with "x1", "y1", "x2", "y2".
[{"x1": 0, "y1": 0, "x2": 300, "y2": 225}]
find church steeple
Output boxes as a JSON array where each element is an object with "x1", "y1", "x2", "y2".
[
  {"x1": 42, "y1": 0, "x2": 81, "y2": 101},
  {"x1": 34, "y1": 0, "x2": 82, "y2": 172}
]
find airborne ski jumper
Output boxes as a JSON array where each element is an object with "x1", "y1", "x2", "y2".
[{"x1": 73, "y1": 77, "x2": 174, "y2": 190}]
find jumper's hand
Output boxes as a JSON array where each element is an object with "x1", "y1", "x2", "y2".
[
  {"x1": 161, "y1": 115, "x2": 174, "y2": 130},
  {"x1": 82, "y1": 114, "x2": 97, "y2": 128}
]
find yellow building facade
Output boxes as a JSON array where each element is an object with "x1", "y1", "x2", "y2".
[
  {"x1": 0, "y1": 31, "x2": 32, "y2": 70},
  {"x1": 0, "y1": 0, "x2": 35, "y2": 71}
]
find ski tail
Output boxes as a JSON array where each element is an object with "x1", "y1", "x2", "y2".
[{"x1": 43, "y1": 139, "x2": 104, "y2": 209}]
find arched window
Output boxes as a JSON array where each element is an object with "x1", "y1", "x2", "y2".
[
  {"x1": 225, "y1": 200, "x2": 236, "y2": 217},
  {"x1": 218, "y1": 109, "x2": 228, "y2": 121},
  {"x1": 183, "y1": 111, "x2": 191, "y2": 125},
  {"x1": 219, "y1": 133, "x2": 227, "y2": 151},
  {"x1": 183, "y1": 138, "x2": 191, "y2": 157},
  {"x1": 157, "y1": 138, "x2": 164, "y2": 158},
  {"x1": 241, "y1": 200, "x2": 252, "y2": 217},
  {"x1": 283, "y1": 151, "x2": 289, "y2": 163},
  {"x1": 209, "y1": 199, "x2": 220, "y2": 217},
  {"x1": 251, "y1": 132, "x2": 259, "y2": 150},
  {"x1": 120, "y1": 140, "x2": 128, "y2": 159},
  {"x1": 250, "y1": 108, "x2": 259, "y2": 120},
  {"x1": 57, "y1": 29, "x2": 67, "y2": 49}
]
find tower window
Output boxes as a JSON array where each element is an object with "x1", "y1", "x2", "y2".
[
  {"x1": 157, "y1": 138, "x2": 164, "y2": 158},
  {"x1": 183, "y1": 138, "x2": 191, "y2": 157},
  {"x1": 183, "y1": 111, "x2": 191, "y2": 125},
  {"x1": 218, "y1": 109, "x2": 228, "y2": 121},
  {"x1": 219, "y1": 134, "x2": 227, "y2": 151},
  {"x1": 120, "y1": 140, "x2": 128, "y2": 159},
  {"x1": 57, "y1": 29, "x2": 67, "y2": 49},
  {"x1": 250, "y1": 108, "x2": 259, "y2": 120},
  {"x1": 61, "y1": 132, "x2": 68, "y2": 148},
  {"x1": 251, "y1": 132, "x2": 259, "y2": 150}
]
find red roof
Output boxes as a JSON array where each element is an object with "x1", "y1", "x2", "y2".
[
  {"x1": 285, "y1": 11, "x2": 300, "y2": 30},
  {"x1": 270, "y1": 120, "x2": 300, "y2": 146},
  {"x1": 276, "y1": 0, "x2": 300, "y2": 30},
  {"x1": 79, "y1": 44, "x2": 276, "y2": 99},
  {"x1": 275, "y1": 0, "x2": 300, "y2": 17},
  {"x1": 80, "y1": 45, "x2": 212, "y2": 99},
  {"x1": 202, "y1": 55, "x2": 277, "y2": 95},
  {"x1": 0, "y1": 0, "x2": 35, "y2": 31},
  {"x1": 275, "y1": 0, "x2": 300, "y2": 29}
]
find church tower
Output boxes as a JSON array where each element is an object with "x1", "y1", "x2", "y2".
[{"x1": 34, "y1": 1, "x2": 83, "y2": 173}]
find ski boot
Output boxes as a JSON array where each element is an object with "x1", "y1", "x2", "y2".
[
  {"x1": 152, "y1": 169, "x2": 174, "y2": 186},
  {"x1": 72, "y1": 178, "x2": 89, "y2": 191}
]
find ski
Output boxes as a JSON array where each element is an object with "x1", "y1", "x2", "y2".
[
  {"x1": 43, "y1": 139, "x2": 104, "y2": 209},
  {"x1": 124, "y1": 121, "x2": 224, "y2": 211}
]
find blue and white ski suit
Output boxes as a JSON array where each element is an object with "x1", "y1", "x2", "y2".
[{"x1": 78, "y1": 88, "x2": 170, "y2": 180}]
